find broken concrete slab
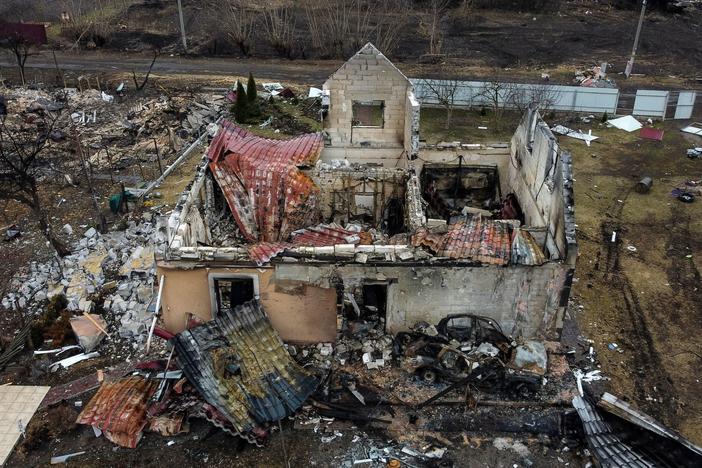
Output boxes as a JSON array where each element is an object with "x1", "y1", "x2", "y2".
[{"x1": 70, "y1": 314, "x2": 108, "y2": 352}]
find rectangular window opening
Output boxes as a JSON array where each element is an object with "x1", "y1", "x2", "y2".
[
  {"x1": 210, "y1": 275, "x2": 258, "y2": 316},
  {"x1": 352, "y1": 100, "x2": 384, "y2": 128}
]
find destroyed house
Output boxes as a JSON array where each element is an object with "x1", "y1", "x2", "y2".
[{"x1": 156, "y1": 44, "x2": 577, "y2": 345}]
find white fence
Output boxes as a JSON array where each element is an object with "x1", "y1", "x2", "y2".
[{"x1": 410, "y1": 78, "x2": 698, "y2": 119}]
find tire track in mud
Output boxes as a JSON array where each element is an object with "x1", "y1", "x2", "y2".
[
  {"x1": 593, "y1": 190, "x2": 678, "y2": 421},
  {"x1": 666, "y1": 208, "x2": 702, "y2": 309}
]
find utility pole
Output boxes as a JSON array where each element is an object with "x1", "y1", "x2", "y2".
[
  {"x1": 625, "y1": 0, "x2": 647, "y2": 78},
  {"x1": 177, "y1": 0, "x2": 187, "y2": 51}
]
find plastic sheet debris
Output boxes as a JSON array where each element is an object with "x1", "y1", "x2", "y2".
[
  {"x1": 262, "y1": 82, "x2": 284, "y2": 96},
  {"x1": 681, "y1": 122, "x2": 702, "y2": 136},
  {"x1": 573, "y1": 369, "x2": 606, "y2": 396},
  {"x1": 4, "y1": 224, "x2": 20, "y2": 241},
  {"x1": 308, "y1": 87, "x2": 324, "y2": 98},
  {"x1": 50, "y1": 451, "x2": 86, "y2": 464},
  {"x1": 101, "y1": 91, "x2": 114, "y2": 103},
  {"x1": 607, "y1": 115, "x2": 642, "y2": 132},
  {"x1": 551, "y1": 125, "x2": 598, "y2": 146},
  {"x1": 687, "y1": 148, "x2": 702, "y2": 159},
  {"x1": 49, "y1": 351, "x2": 100, "y2": 372},
  {"x1": 33, "y1": 345, "x2": 82, "y2": 355}
]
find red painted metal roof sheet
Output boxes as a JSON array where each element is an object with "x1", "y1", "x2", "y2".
[
  {"x1": 247, "y1": 224, "x2": 361, "y2": 265},
  {"x1": 76, "y1": 376, "x2": 159, "y2": 448},
  {"x1": 208, "y1": 121, "x2": 323, "y2": 242},
  {"x1": 412, "y1": 216, "x2": 512, "y2": 265}
]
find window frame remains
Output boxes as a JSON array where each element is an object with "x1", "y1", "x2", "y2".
[
  {"x1": 352, "y1": 100, "x2": 385, "y2": 128},
  {"x1": 208, "y1": 273, "x2": 260, "y2": 318}
]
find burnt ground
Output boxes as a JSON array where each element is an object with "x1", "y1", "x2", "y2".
[
  {"x1": 6, "y1": 404, "x2": 584, "y2": 467},
  {"x1": 2, "y1": 3, "x2": 701, "y2": 93},
  {"x1": 556, "y1": 118, "x2": 702, "y2": 445}
]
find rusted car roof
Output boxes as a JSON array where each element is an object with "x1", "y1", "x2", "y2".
[
  {"x1": 208, "y1": 121, "x2": 323, "y2": 242},
  {"x1": 412, "y1": 216, "x2": 512, "y2": 265},
  {"x1": 172, "y1": 300, "x2": 318, "y2": 443},
  {"x1": 76, "y1": 376, "x2": 159, "y2": 448}
]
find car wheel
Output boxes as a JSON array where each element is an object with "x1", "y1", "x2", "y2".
[{"x1": 420, "y1": 368, "x2": 438, "y2": 383}]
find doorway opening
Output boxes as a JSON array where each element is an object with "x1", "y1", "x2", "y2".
[{"x1": 362, "y1": 283, "x2": 388, "y2": 319}]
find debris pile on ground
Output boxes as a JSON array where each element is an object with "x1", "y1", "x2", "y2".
[
  {"x1": 2, "y1": 213, "x2": 165, "y2": 346},
  {"x1": 574, "y1": 63, "x2": 615, "y2": 88}
]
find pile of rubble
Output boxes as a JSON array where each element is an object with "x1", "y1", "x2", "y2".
[
  {"x1": 574, "y1": 63, "x2": 616, "y2": 88},
  {"x1": 2, "y1": 212, "x2": 165, "y2": 345}
]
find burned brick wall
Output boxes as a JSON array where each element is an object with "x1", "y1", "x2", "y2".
[
  {"x1": 274, "y1": 263, "x2": 570, "y2": 340},
  {"x1": 508, "y1": 106, "x2": 577, "y2": 266}
]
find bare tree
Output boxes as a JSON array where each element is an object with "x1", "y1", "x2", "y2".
[
  {"x1": 132, "y1": 49, "x2": 161, "y2": 91},
  {"x1": 508, "y1": 84, "x2": 561, "y2": 114},
  {"x1": 418, "y1": 0, "x2": 451, "y2": 57},
  {"x1": 207, "y1": 0, "x2": 257, "y2": 56},
  {"x1": 372, "y1": 0, "x2": 411, "y2": 55},
  {"x1": 58, "y1": 0, "x2": 131, "y2": 45},
  {"x1": 262, "y1": 2, "x2": 295, "y2": 58},
  {"x1": 1, "y1": 36, "x2": 38, "y2": 86},
  {"x1": 476, "y1": 77, "x2": 519, "y2": 128},
  {"x1": 418, "y1": 77, "x2": 461, "y2": 129},
  {"x1": 0, "y1": 113, "x2": 70, "y2": 256}
]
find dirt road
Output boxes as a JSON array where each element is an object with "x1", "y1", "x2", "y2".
[{"x1": 0, "y1": 51, "x2": 340, "y2": 85}]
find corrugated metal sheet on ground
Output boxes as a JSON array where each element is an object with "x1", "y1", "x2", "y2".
[
  {"x1": 76, "y1": 376, "x2": 159, "y2": 448},
  {"x1": 208, "y1": 121, "x2": 323, "y2": 242},
  {"x1": 412, "y1": 216, "x2": 512, "y2": 265},
  {"x1": 573, "y1": 396, "x2": 656, "y2": 467},
  {"x1": 247, "y1": 223, "x2": 361, "y2": 265},
  {"x1": 172, "y1": 300, "x2": 318, "y2": 442}
]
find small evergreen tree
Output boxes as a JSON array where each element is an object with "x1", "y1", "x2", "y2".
[
  {"x1": 601, "y1": 111, "x2": 609, "y2": 123},
  {"x1": 246, "y1": 72, "x2": 260, "y2": 118},
  {"x1": 234, "y1": 80, "x2": 248, "y2": 123},
  {"x1": 247, "y1": 72, "x2": 257, "y2": 103}
]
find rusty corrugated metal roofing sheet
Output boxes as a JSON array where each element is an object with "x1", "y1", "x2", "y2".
[
  {"x1": 412, "y1": 216, "x2": 512, "y2": 265},
  {"x1": 511, "y1": 228, "x2": 547, "y2": 265},
  {"x1": 172, "y1": 300, "x2": 318, "y2": 443},
  {"x1": 208, "y1": 121, "x2": 323, "y2": 242},
  {"x1": 290, "y1": 224, "x2": 360, "y2": 246},
  {"x1": 76, "y1": 376, "x2": 159, "y2": 448},
  {"x1": 247, "y1": 224, "x2": 362, "y2": 265},
  {"x1": 247, "y1": 242, "x2": 291, "y2": 266}
]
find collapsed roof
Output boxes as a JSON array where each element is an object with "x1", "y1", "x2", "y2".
[
  {"x1": 208, "y1": 121, "x2": 323, "y2": 242},
  {"x1": 172, "y1": 300, "x2": 319, "y2": 442}
]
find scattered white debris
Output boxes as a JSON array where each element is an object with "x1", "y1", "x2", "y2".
[
  {"x1": 607, "y1": 115, "x2": 642, "y2": 132},
  {"x1": 49, "y1": 352, "x2": 100, "y2": 372}
]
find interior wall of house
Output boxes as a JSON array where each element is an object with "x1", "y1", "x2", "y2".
[
  {"x1": 508, "y1": 108, "x2": 576, "y2": 263},
  {"x1": 305, "y1": 167, "x2": 407, "y2": 228}
]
